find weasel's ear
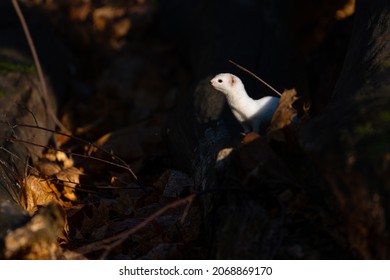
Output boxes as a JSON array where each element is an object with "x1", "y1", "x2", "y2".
[{"x1": 230, "y1": 75, "x2": 235, "y2": 86}]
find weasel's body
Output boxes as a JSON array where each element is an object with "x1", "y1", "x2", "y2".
[{"x1": 210, "y1": 73, "x2": 279, "y2": 133}]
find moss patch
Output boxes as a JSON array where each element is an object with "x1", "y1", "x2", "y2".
[{"x1": 0, "y1": 61, "x2": 36, "y2": 74}]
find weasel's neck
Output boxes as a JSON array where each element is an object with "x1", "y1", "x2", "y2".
[{"x1": 225, "y1": 87, "x2": 254, "y2": 112}]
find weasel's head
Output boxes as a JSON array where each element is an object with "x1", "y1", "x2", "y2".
[{"x1": 210, "y1": 73, "x2": 242, "y2": 95}]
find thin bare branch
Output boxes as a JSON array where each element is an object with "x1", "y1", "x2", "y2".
[
  {"x1": 1, "y1": 121, "x2": 138, "y2": 181},
  {"x1": 229, "y1": 60, "x2": 282, "y2": 97},
  {"x1": 1, "y1": 135, "x2": 137, "y2": 178},
  {"x1": 11, "y1": 0, "x2": 69, "y2": 133},
  {"x1": 75, "y1": 194, "x2": 196, "y2": 259}
]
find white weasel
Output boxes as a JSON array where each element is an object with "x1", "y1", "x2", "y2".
[{"x1": 210, "y1": 73, "x2": 279, "y2": 133}]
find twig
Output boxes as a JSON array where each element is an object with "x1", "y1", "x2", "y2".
[
  {"x1": 17, "y1": 103, "x2": 39, "y2": 127},
  {"x1": 0, "y1": 155, "x2": 24, "y2": 202},
  {"x1": 75, "y1": 194, "x2": 197, "y2": 259},
  {"x1": 229, "y1": 60, "x2": 282, "y2": 97},
  {"x1": 11, "y1": 0, "x2": 69, "y2": 133},
  {"x1": 2, "y1": 135, "x2": 137, "y2": 176},
  {"x1": 0, "y1": 139, "x2": 136, "y2": 195},
  {"x1": 2, "y1": 121, "x2": 138, "y2": 181},
  {"x1": 180, "y1": 196, "x2": 194, "y2": 223}
]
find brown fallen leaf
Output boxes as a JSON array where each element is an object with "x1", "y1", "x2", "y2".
[
  {"x1": 33, "y1": 150, "x2": 81, "y2": 203},
  {"x1": 56, "y1": 151, "x2": 75, "y2": 169},
  {"x1": 23, "y1": 175, "x2": 62, "y2": 215},
  {"x1": 112, "y1": 17, "x2": 132, "y2": 38},
  {"x1": 56, "y1": 167, "x2": 82, "y2": 202},
  {"x1": 34, "y1": 159, "x2": 62, "y2": 177},
  {"x1": 40, "y1": 150, "x2": 74, "y2": 170},
  {"x1": 68, "y1": 0, "x2": 92, "y2": 21},
  {"x1": 336, "y1": 0, "x2": 355, "y2": 20},
  {"x1": 93, "y1": 6, "x2": 127, "y2": 31},
  {"x1": 267, "y1": 88, "x2": 299, "y2": 142}
]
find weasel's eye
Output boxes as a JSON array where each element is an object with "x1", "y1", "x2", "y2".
[{"x1": 217, "y1": 79, "x2": 223, "y2": 83}]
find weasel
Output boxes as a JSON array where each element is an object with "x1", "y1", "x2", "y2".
[{"x1": 210, "y1": 73, "x2": 279, "y2": 133}]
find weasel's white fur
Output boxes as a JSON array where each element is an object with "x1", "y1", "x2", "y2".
[{"x1": 210, "y1": 73, "x2": 279, "y2": 133}]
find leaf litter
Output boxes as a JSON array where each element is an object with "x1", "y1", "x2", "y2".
[{"x1": 2, "y1": 0, "x2": 202, "y2": 260}]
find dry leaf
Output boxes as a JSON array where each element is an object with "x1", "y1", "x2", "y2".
[
  {"x1": 42, "y1": 151, "x2": 57, "y2": 162},
  {"x1": 35, "y1": 160, "x2": 62, "y2": 177},
  {"x1": 215, "y1": 147, "x2": 234, "y2": 170},
  {"x1": 40, "y1": 150, "x2": 74, "y2": 169},
  {"x1": 69, "y1": 0, "x2": 92, "y2": 21},
  {"x1": 56, "y1": 167, "x2": 82, "y2": 201},
  {"x1": 267, "y1": 88, "x2": 299, "y2": 142},
  {"x1": 56, "y1": 167, "x2": 81, "y2": 188},
  {"x1": 23, "y1": 176, "x2": 62, "y2": 215},
  {"x1": 56, "y1": 151, "x2": 75, "y2": 169},
  {"x1": 93, "y1": 6, "x2": 127, "y2": 31},
  {"x1": 336, "y1": 0, "x2": 355, "y2": 20},
  {"x1": 112, "y1": 18, "x2": 132, "y2": 37}
]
